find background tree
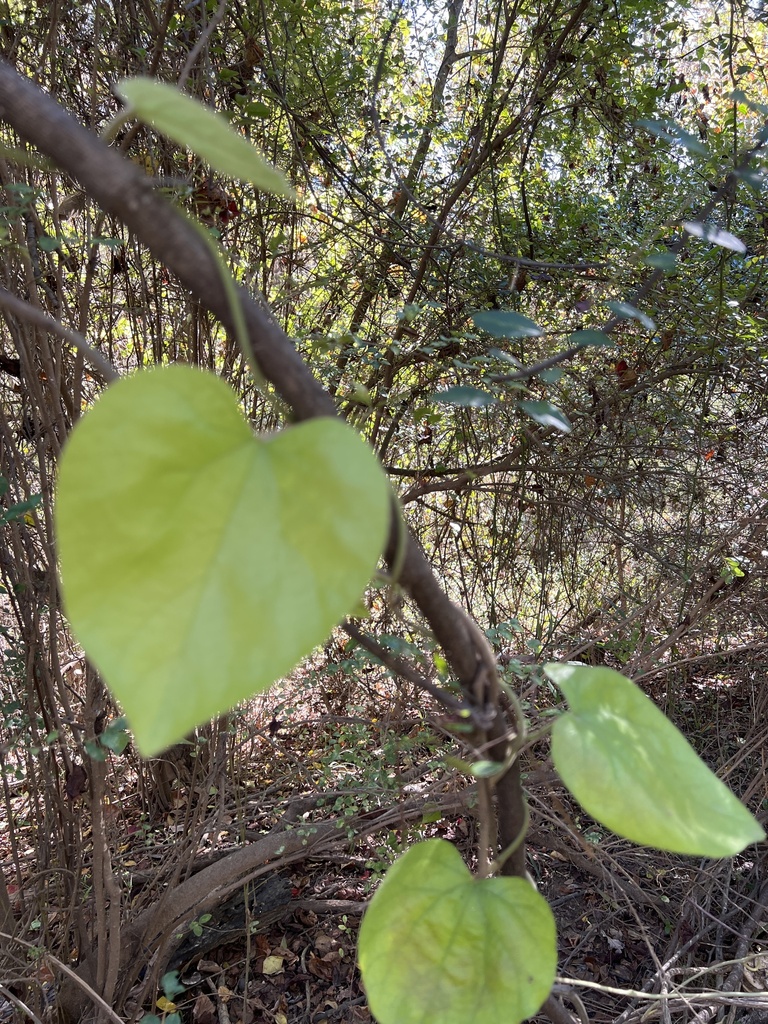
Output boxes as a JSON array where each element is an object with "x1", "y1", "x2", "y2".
[{"x1": 0, "y1": 0, "x2": 767, "y2": 1021}]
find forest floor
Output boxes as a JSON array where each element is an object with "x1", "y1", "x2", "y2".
[
  {"x1": 126, "y1": 641, "x2": 768, "y2": 1024},
  {"x1": 2, "y1": 638, "x2": 768, "y2": 1024}
]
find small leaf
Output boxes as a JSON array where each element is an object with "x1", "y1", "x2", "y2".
[
  {"x1": 117, "y1": 78, "x2": 295, "y2": 198},
  {"x1": 487, "y1": 347, "x2": 522, "y2": 366},
  {"x1": 160, "y1": 971, "x2": 185, "y2": 1000},
  {"x1": 358, "y1": 839, "x2": 556, "y2": 1024},
  {"x1": 643, "y1": 251, "x2": 677, "y2": 270},
  {"x1": 156, "y1": 997, "x2": 177, "y2": 1013},
  {"x1": 682, "y1": 221, "x2": 747, "y2": 254},
  {"x1": 100, "y1": 717, "x2": 130, "y2": 754},
  {"x1": 0, "y1": 493, "x2": 42, "y2": 525},
  {"x1": 569, "y1": 330, "x2": 615, "y2": 348},
  {"x1": 518, "y1": 400, "x2": 571, "y2": 432},
  {"x1": 544, "y1": 663, "x2": 765, "y2": 856},
  {"x1": 433, "y1": 386, "x2": 498, "y2": 407},
  {"x1": 636, "y1": 117, "x2": 709, "y2": 156},
  {"x1": 470, "y1": 759, "x2": 503, "y2": 778},
  {"x1": 471, "y1": 310, "x2": 543, "y2": 339},
  {"x1": 262, "y1": 955, "x2": 284, "y2": 976},
  {"x1": 606, "y1": 301, "x2": 656, "y2": 331},
  {"x1": 84, "y1": 739, "x2": 107, "y2": 762}
]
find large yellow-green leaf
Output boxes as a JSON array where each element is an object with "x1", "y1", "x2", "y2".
[
  {"x1": 117, "y1": 78, "x2": 295, "y2": 198},
  {"x1": 545, "y1": 663, "x2": 765, "y2": 856},
  {"x1": 358, "y1": 839, "x2": 556, "y2": 1024},
  {"x1": 55, "y1": 366, "x2": 389, "y2": 754}
]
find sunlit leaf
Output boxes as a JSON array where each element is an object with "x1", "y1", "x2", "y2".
[
  {"x1": 682, "y1": 221, "x2": 747, "y2": 254},
  {"x1": 117, "y1": 78, "x2": 295, "y2": 198},
  {"x1": 518, "y1": 400, "x2": 571, "y2": 432},
  {"x1": 544, "y1": 663, "x2": 765, "y2": 856},
  {"x1": 731, "y1": 90, "x2": 768, "y2": 116},
  {"x1": 56, "y1": 366, "x2": 389, "y2": 754},
  {"x1": 359, "y1": 839, "x2": 556, "y2": 1024},
  {"x1": 606, "y1": 301, "x2": 656, "y2": 331}
]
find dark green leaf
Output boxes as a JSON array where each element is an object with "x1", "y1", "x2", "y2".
[
  {"x1": 643, "y1": 251, "x2": 677, "y2": 270},
  {"x1": 433, "y1": 386, "x2": 498, "y2": 407},
  {"x1": 471, "y1": 310, "x2": 543, "y2": 339},
  {"x1": 569, "y1": 330, "x2": 615, "y2": 348},
  {"x1": 0, "y1": 493, "x2": 42, "y2": 525},
  {"x1": 84, "y1": 739, "x2": 107, "y2": 762},
  {"x1": 100, "y1": 717, "x2": 130, "y2": 754}
]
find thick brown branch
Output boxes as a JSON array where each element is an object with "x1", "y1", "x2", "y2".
[{"x1": 0, "y1": 60, "x2": 482, "y2": 682}]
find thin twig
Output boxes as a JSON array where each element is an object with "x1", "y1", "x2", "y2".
[
  {"x1": 0, "y1": 288, "x2": 118, "y2": 383},
  {"x1": 0, "y1": 932, "x2": 124, "y2": 1024},
  {"x1": 341, "y1": 621, "x2": 465, "y2": 713},
  {"x1": 178, "y1": 0, "x2": 228, "y2": 90}
]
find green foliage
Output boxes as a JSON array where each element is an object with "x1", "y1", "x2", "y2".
[
  {"x1": 55, "y1": 366, "x2": 390, "y2": 754},
  {"x1": 6, "y1": 3, "x2": 768, "y2": 1020},
  {"x1": 84, "y1": 717, "x2": 130, "y2": 761},
  {"x1": 636, "y1": 117, "x2": 710, "y2": 156},
  {"x1": 358, "y1": 840, "x2": 556, "y2": 1024},
  {"x1": 545, "y1": 664, "x2": 765, "y2": 856},
  {"x1": 0, "y1": 474, "x2": 41, "y2": 525},
  {"x1": 569, "y1": 330, "x2": 616, "y2": 348},
  {"x1": 605, "y1": 301, "x2": 656, "y2": 331},
  {"x1": 142, "y1": 971, "x2": 185, "y2": 1024}
]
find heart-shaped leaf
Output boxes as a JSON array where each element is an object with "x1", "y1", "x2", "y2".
[
  {"x1": 55, "y1": 366, "x2": 390, "y2": 754},
  {"x1": 545, "y1": 663, "x2": 765, "y2": 856},
  {"x1": 358, "y1": 839, "x2": 556, "y2": 1024},
  {"x1": 117, "y1": 78, "x2": 295, "y2": 198}
]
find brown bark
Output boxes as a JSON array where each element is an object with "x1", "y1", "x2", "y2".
[{"x1": 0, "y1": 60, "x2": 531, "y2": 1019}]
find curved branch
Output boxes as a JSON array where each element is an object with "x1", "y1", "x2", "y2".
[{"x1": 0, "y1": 61, "x2": 483, "y2": 685}]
